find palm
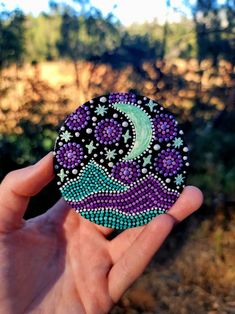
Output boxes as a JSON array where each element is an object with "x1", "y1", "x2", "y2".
[
  {"x1": 0, "y1": 153, "x2": 203, "y2": 314},
  {"x1": 1, "y1": 207, "x2": 115, "y2": 313}
]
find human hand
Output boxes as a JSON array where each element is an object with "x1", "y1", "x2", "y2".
[{"x1": 0, "y1": 153, "x2": 203, "y2": 314}]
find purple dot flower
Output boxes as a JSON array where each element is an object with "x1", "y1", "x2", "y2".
[
  {"x1": 111, "y1": 161, "x2": 141, "y2": 184},
  {"x1": 94, "y1": 118, "x2": 122, "y2": 145},
  {"x1": 65, "y1": 105, "x2": 90, "y2": 131},
  {"x1": 153, "y1": 113, "x2": 177, "y2": 142},
  {"x1": 154, "y1": 148, "x2": 183, "y2": 177},
  {"x1": 109, "y1": 92, "x2": 136, "y2": 104},
  {"x1": 56, "y1": 142, "x2": 83, "y2": 169}
]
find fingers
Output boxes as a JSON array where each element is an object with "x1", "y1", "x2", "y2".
[
  {"x1": 0, "y1": 152, "x2": 54, "y2": 232},
  {"x1": 167, "y1": 185, "x2": 203, "y2": 222},
  {"x1": 108, "y1": 214, "x2": 175, "y2": 302},
  {"x1": 108, "y1": 225, "x2": 145, "y2": 262},
  {"x1": 109, "y1": 185, "x2": 203, "y2": 262},
  {"x1": 94, "y1": 224, "x2": 114, "y2": 237},
  {"x1": 108, "y1": 186, "x2": 203, "y2": 301}
]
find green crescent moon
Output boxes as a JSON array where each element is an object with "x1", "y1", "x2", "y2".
[{"x1": 113, "y1": 102, "x2": 153, "y2": 160}]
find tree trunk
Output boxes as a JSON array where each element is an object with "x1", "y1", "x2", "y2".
[{"x1": 73, "y1": 60, "x2": 80, "y2": 88}]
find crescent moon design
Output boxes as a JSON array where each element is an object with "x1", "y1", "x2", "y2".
[{"x1": 113, "y1": 102, "x2": 152, "y2": 160}]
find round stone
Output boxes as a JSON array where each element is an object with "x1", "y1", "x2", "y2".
[{"x1": 54, "y1": 93, "x2": 189, "y2": 230}]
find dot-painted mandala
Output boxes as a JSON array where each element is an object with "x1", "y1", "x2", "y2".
[{"x1": 54, "y1": 93, "x2": 189, "y2": 229}]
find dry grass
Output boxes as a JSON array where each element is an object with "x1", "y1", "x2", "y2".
[{"x1": 1, "y1": 58, "x2": 233, "y2": 134}]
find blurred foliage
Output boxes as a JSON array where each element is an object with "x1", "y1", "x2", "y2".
[{"x1": 0, "y1": 7, "x2": 25, "y2": 69}]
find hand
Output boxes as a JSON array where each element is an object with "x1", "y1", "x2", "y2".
[{"x1": 0, "y1": 153, "x2": 203, "y2": 314}]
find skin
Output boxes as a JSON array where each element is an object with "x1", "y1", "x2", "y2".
[{"x1": 0, "y1": 153, "x2": 203, "y2": 314}]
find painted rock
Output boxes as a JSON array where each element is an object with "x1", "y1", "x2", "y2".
[{"x1": 54, "y1": 93, "x2": 189, "y2": 229}]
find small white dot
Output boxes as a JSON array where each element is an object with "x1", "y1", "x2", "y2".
[
  {"x1": 86, "y1": 128, "x2": 92, "y2": 134},
  {"x1": 108, "y1": 162, "x2": 113, "y2": 167},
  {"x1": 72, "y1": 169, "x2": 78, "y2": 175},
  {"x1": 100, "y1": 159, "x2": 104, "y2": 163},
  {"x1": 61, "y1": 126, "x2": 65, "y2": 131},
  {"x1": 90, "y1": 100, "x2": 94, "y2": 103},
  {"x1": 94, "y1": 154, "x2": 98, "y2": 157},
  {"x1": 142, "y1": 168, "x2": 147, "y2": 174},
  {"x1": 59, "y1": 142, "x2": 63, "y2": 146},
  {"x1": 166, "y1": 178, "x2": 171, "y2": 183},
  {"x1": 137, "y1": 100, "x2": 142, "y2": 104},
  {"x1": 92, "y1": 116, "x2": 97, "y2": 121},
  {"x1": 100, "y1": 97, "x2": 107, "y2": 103},
  {"x1": 119, "y1": 149, "x2": 123, "y2": 154},
  {"x1": 122, "y1": 121, "x2": 128, "y2": 127},
  {"x1": 183, "y1": 147, "x2": 189, "y2": 152},
  {"x1": 75, "y1": 132, "x2": 80, "y2": 137},
  {"x1": 183, "y1": 156, "x2": 188, "y2": 160},
  {"x1": 113, "y1": 113, "x2": 118, "y2": 118},
  {"x1": 154, "y1": 144, "x2": 160, "y2": 150},
  {"x1": 179, "y1": 130, "x2": 184, "y2": 135},
  {"x1": 186, "y1": 162, "x2": 190, "y2": 166}
]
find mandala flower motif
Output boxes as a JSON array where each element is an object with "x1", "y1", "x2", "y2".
[
  {"x1": 109, "y1": 92, "x2": 136, "y2": 104},
  {"x1": 94, "y1": 118, "x2": 122, "y2": 145},
  {"x1": 56, "y1": 142, "x2": 84, "y2": 169},
  {"x1": 153, "y1": 113, "x2": 177, "y2": 142},
  {"x1": 111, "y1": 161, "x2": 141, "y2": 184},
  {"x1": 65, "y1": 105, "x2": 90, "y2": 131},
  {"x1": 154, "y1": 148, "x2": 183, "y2": 177}
]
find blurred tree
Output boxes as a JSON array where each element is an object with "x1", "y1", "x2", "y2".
[
  {"x1": 160, "y1": 0, "x2": 171, "y2": 60},
  {"x1": 57, "y1": 2, "x2": 120, "y2": 87},
  {"x1": 24, "y1": 13, "x2": 61, "y2": 62},
  {"x1": 0, "y1": 7, "x2": 25, "y2": 70},
  {"x1": 185, "y1": 0, "x2": 235, "y2": 66}
]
